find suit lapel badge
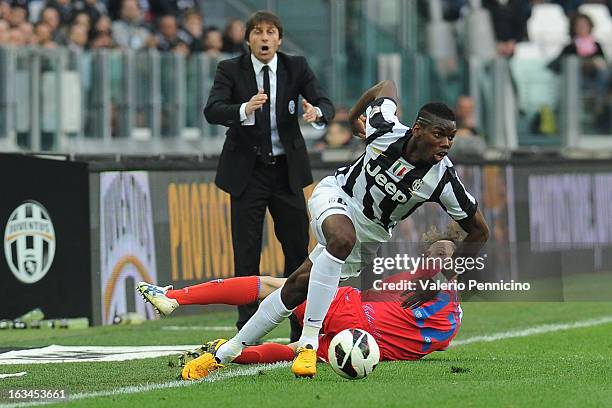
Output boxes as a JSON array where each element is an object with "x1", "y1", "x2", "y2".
[{"x1": 288, "y1": 100, "x2": 295, "y2": 115}]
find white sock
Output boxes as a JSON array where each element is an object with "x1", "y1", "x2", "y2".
[
  {"x1": 298, "y1": 249, "x2": 344, "y2": 350},
  {"x1": 215, "y1": 288, "x2": 293, "y2": 363}
]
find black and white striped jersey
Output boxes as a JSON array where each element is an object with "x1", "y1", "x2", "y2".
[{"x1": 335, "y1": 97, "x2": 477, "y2": 231}]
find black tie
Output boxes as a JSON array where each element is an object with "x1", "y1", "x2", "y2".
[{"x1": 260, "y1": 65, "x2": 273, "y2": 163}]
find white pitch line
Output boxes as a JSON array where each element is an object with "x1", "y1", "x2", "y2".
[
  {"x1": 161, "y1": 326, "x2": 236, "y2": 331},
  {"x1": 0, "y1": 362, "x2": 291, "y2": 408},
  {"x1": 452, "y1": 315, "x2": 612, "y2": 346},
  {"x1": 3, "y1": 315, "x2": 612, "y2": 408},
  {"x1": 0, "y1": 372, "x2": 26, "y2": 379}
]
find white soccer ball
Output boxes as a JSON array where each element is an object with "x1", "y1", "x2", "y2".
[{"x1": 328, "y1": 328, "x2": 380, "y2": 380}]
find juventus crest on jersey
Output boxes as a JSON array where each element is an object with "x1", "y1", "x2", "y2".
[{"x1": 335, "y1": 97, "x2": 477, "y2": 231}]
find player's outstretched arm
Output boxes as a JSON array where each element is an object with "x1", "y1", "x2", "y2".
[
  {"x1": 430, "y1": 209, "x2": 489, "y2": 283},
  {"x1": 349, "y1": 80, "x2": 399, "y2": 139},
  {"x1": 259, "y1": 276, "x2": 287, "y2": 299},
  {"x1": 448, "y1": 209, "x2": 489, "y2": 279},
  {"x1": 401, "y1": 211, "x2": 489, "y2": 309}
]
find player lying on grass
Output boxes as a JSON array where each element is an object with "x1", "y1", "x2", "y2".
[{"x1": 138, "y1": 225, "x2": 467, "y2": 378}]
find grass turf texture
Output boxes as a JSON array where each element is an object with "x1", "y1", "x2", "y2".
[{"x1": 1, "y1": 302, "x2": 611, "y2": 407}]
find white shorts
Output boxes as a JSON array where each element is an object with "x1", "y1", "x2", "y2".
[{"x1": 307, "y1": 176, "x2": 391, "y2": 279}]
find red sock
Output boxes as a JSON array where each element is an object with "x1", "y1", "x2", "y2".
[
  {"x1": 233, "y1": 343, "x2": 295, "y2": 364},
  {"x1": 166, "y1": 276, "x2": 259, "y2": 306}
]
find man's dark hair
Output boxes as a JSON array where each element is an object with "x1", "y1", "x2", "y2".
[
  {"x1": 157, "y1": 13, "x2": 176, "y2": 25},
  {"x1": 245, "y1": 10, "x2": 283, "y2": 41},
  {"x1": 417, "y1": 102, "x2": 456, "y2": 123},
  {"x1": 10, "y1": 0, "x2": 28, "y2": 17}
]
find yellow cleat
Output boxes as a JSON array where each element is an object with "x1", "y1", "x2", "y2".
[
  {"x1": 291, "y1": 346, "x2": 317, "y2": 378},
  {"x1": 181, "y1": 353, "x2": 224, "y2": 380},
  {"x1": 203, "y1": 338, "x2": 228, "y2": 354},
  {"x1": 178, "y1": 339, "x2": 227, "y2": 367}
]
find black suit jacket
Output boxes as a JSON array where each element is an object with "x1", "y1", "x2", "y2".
[{"x1": 204, "y1": 52, "x2": 334, "y2": 197}]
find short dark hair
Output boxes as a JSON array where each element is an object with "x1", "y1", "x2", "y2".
[
  {"x1": 245, "y1": 10, "x2": 283, "y2": 41},
  {"x1": 417, "y1": 102, "x2": 456, "y2": 123},
  {"x1": 10, "y1": 0, "x2": 28, "y2": 17},
  {"x1": 569, "y1": 12, "x2": 593, "y2": 37}
]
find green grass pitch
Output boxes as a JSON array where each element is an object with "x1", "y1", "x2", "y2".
[{"x1": 1, "y1": 301, "x2": 611, "y2": 407}]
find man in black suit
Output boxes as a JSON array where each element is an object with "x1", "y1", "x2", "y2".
[{"x1": 204, "y1": 10, "x2": 334, "y2": 342}]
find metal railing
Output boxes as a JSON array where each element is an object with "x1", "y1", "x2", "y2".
[
  {"x1": 0, "y1": 47, "x2": 228, "y2": 154},
  {"x1": 0, "y1": 45, "x2": 610, "y2": 154}
]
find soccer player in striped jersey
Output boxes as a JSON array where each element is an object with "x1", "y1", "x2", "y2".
[{"x1": 177, "y1": 80, "x2": 489, "y2": 380}]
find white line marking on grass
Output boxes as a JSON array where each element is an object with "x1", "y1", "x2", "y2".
[
  {"x1": 161, "y1": 326, "x2": 236, "y2": 331},
  {"x1": 0, "y1": 362, "x2": 291, "y2": 408},
  {"x1": 0, "y1": 345, "x2": 203, "y2": 365},
  {"x1": 452, "y1": 315, "x2": 612, "y2": 346},
  {"x1": 0, "y1": 372, "x2": 26, "y2": 379}
]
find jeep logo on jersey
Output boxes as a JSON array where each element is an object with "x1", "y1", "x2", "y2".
[
  {"x1": 4, "y1": 201, "x2": 56, "y2": 284},
  {"x1": 366, "y1": 163, "x2": 408, "y2": 203}
]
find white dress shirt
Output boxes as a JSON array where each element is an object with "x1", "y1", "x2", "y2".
[{"x1": 239, "y1": 53, "x2": 324, "y2": 156}]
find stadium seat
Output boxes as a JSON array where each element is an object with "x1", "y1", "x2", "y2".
[
  {"x1": 27, "y1": 0, "x2": 45, "y2": 24},
  {"x1": 527, "y1": 4, "x2": 570, "y2": 60},
  {"x1": 513, "y1": 42, "x2": 545, "y2": 60},
  {"x1": 510, "y1": 54, "x2": 561, "y2": 125},
  {"x1": 463, "y1": 7, "x2": 497, "y2": 61},
  {"x1": 578, "y1": 4, "x2": 612, "y2": 61}
]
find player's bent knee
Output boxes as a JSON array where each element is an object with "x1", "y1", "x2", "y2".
[
  {"x1": 326, "y1": 235, "x2": 355, "y2": 260},
  {"x1": 325, "y1": 231, "x2": 356, "y2": 260},
  {"x1": 321, "y1": 214, "x2": 356, "y2": 260}
]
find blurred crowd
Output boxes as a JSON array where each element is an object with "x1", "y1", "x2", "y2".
[
  {"x1": 428, "y1": 0, "x2": 611, "y2": 57},
  {"x1": 1, "y1": 0, "x2": 610, "y2": 150},
  {"x1": 429, "y1": 0, "x2": 611, "y2": 25},
  {"x1": 0, "y1": 0, "x2": 248, "y2": 56},
  {"x1": 422, "y1": 0, "x2": 612, "y2": 135}
]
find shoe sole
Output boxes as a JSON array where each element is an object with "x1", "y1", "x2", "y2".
[
  {"x1": 136, "y1": 286, "x2": 162, "y2": 315},
  {"x1": 293, "y1": 367, "x2": 316, "y2": 378}
]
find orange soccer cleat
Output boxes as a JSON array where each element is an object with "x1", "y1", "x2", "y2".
[
  {"x1": 181, "y1": 352, "x2": 225, "y2": 380},
  {"x1": 291, "y1": 346, "x2": 317, "y2": 378}
]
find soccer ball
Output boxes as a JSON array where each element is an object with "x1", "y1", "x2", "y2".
[{"x1": 328, "y1": 328, "x2": 380, "y2": 380}]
